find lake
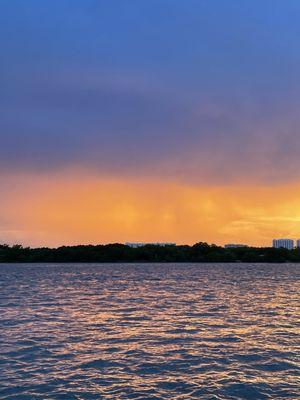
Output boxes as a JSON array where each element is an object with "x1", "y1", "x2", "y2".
[{"x1": 0, "y1": 263, "x2": 299, "y2": 399}]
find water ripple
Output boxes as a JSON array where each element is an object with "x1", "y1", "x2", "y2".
[{"x1": 0, "y1": 263, "x2": 299, "y2": 399}]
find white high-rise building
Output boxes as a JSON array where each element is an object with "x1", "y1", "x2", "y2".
[
  {"x1": 273, "y1": 239, "x2": 294, "y2": 250},
  {"x1": 125, "y1": 242, "x2": 176, "y2": 248}
]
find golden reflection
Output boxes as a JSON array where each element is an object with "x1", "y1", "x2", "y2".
[
  {"x1": 22, "y1": 264, "x2": 297, "y2": 398},
  {"x1": 2, "y1": 262, "x2": 298, "y2": 398}
]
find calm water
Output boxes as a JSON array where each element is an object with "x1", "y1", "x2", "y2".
[{"x1": 0, "y1": 263, "x2": 299, "y2": 400}]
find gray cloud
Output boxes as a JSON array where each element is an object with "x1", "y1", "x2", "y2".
[
  {"x1": 1, "y1": 0, "x2": 300, "y2": 184},
  {"x1": 1, "y1": 69, "x2": 300, "y2": 185}
]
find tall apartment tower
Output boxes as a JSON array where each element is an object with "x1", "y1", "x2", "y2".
[
  {"x1": 272, "y1": 239, "x2": 294, "y2": 250},
  {"x1": 296, "y1": 240, "x2": 300, "y2": 248}
]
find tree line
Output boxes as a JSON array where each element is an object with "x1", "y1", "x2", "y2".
[{"x1": 0, "y1": 242, "x2": 300, "y2": 263}]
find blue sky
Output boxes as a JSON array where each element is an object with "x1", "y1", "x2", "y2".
[{"x1": 1, "y1": 0, "x2": 300, "y2": 183}]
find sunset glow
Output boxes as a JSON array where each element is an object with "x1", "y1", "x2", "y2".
[
  {"x1": 1, "y1": 1, "x2": 300, "y2": 247},
  {"x1": 1, "y1": 172, "x2": 300, "y2": 247}
]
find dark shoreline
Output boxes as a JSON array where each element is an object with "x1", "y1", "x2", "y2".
[{"x1": 1, "y1": 242, "x2": 300, "y2": 263}]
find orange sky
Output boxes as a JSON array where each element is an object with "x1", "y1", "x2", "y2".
[
  {"x1": 2, "y1": 1, "x2": 300, "y2": 249},
  {"x1": 1, "y1": 171, "x2": 300, "y2": 247}
]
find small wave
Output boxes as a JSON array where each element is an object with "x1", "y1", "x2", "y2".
[
  {"x1": 252, "y1": 360, "x2": 299, "y2": 372},
  {"x1": 80, "y1": 359, "x2": 120, "y2": 369}
]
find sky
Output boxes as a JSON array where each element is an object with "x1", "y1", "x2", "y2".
[{"x1": 1, "y1": 0, "x2": 300, "y2": 247}]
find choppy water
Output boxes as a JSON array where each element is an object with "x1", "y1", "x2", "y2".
[{"x1": 0, "y1": 263, "x2": 299, "y2": 399}]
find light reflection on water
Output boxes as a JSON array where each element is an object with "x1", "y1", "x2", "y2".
[{"x1": 0, "y1": 263, "x2": 299, "y2": 399}]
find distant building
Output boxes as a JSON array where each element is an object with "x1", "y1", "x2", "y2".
[
  {"x1": 125, "y1": 242, "x2": 176, "y2": 248},
  {"x1": 296, "y1": 240, "x2": 300, "y2": 248},
  {"x1": 224, "y1": 244, "x2": 247, "y2": 249},
  {"x1": 273, "y1": 239, "x2": 294, "y2": 250}
]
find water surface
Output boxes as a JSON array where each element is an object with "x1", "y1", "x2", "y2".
[{"x1": 0, "y1": 263, "x2": 299, "y2": 399}]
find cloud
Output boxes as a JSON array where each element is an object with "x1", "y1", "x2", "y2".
[
  {"x1": 1, "y1": 69, "x2": 300, "y2": 185},
  {"x1": 1, "y1": 1, "x2": 300, "y2": 185}
]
